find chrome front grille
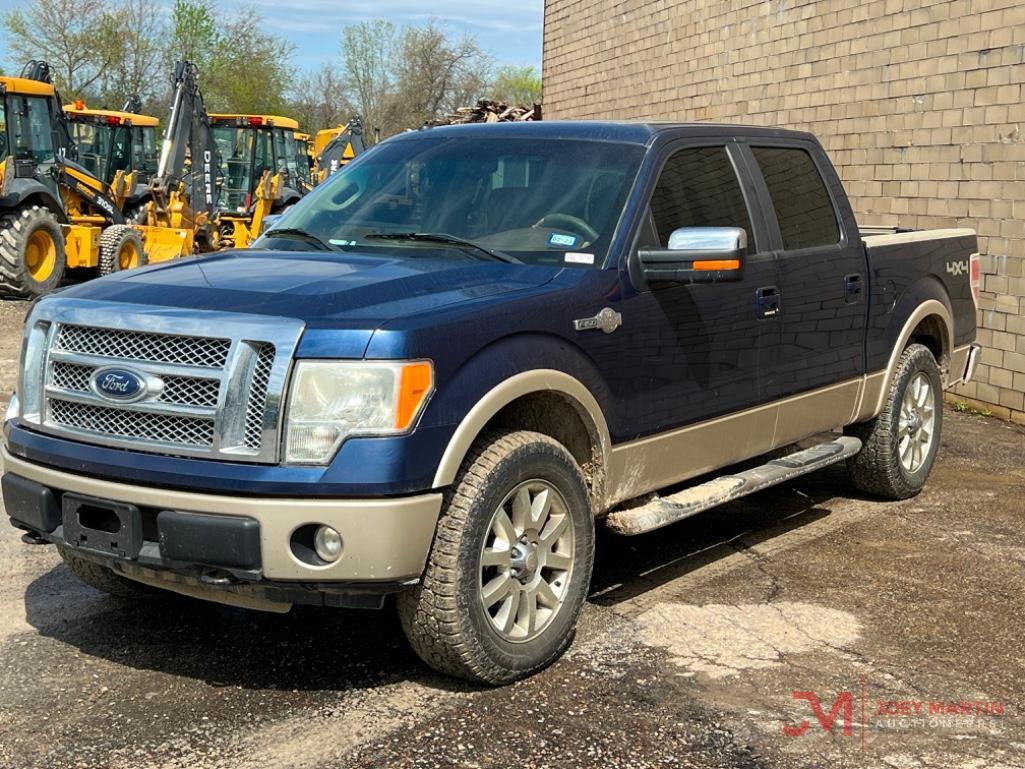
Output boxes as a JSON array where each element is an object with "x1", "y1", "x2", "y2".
[
  {"x1": 50, "y1": 399, "x2": 216, "y2": 447},
  {"x1": 23, "y1": 300, "x2": 305, "y2": 463},
  {"x1": 244, "y1": 344, "x2": 275, "y2": 449},
  {"x1": 55, "y1": 324, "x2": 231, "y2": 368}
]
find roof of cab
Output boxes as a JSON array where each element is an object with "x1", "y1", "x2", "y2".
[
  {"x1": 391, "y1": 120, "x2": 818, "y2": 146},
  {"x1": 0, "y1": 76, "x2": 55, "y2": 97},
  {"x1": 209, "y1": 114, "x2": 300, "y2": 130},
  {"x1": 63, "y1": 105, "x2": 159, "y2": 127}
]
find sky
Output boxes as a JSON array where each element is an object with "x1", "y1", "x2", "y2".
[{"x1": 0, "y1": 0, "x2": 544, "y2": 73}]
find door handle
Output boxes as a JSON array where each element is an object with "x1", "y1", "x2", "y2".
[
  {"x1": 756, "y1": 286, "x2": 781, "y2": 318},
  {"x1": 844, "y1": 273, "x2": 864, "y2": 304}
]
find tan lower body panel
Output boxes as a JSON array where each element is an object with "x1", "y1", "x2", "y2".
[
  {"x1": 608, "y1": 377, "x2": 868, "y2": 506},
  {"x1": 1, "y1": 447, "x2": 442, "y2": 582}
]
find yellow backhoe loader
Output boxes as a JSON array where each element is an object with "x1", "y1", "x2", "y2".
[
  {"x1": 0, "y1": 61, "x2": 147, "y2": 296},
  {"x1": 64, "y1": 97, "x2": 160, "y2": 222},
  {"x1": 209, "y1": 113, "x2": 309, "y2": 248},
  {"x1": 312, "y1": 116, "x2": 365, "y2": 185},
  {"x1": 137, "y1": 61, "x2": 311, "y2": 261}
]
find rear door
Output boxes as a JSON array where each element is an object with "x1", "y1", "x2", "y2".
[{"x1": 740, "y1": 141, "x2": 867, "y2": 405}]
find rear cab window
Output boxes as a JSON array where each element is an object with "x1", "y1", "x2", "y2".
[{"x1": 750, "y1": 146, "x2": 840, "y2": 250}]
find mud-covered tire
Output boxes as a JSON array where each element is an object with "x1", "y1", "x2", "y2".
[
  {"x1": 57, "y1": 545, "x2": 157, "y2": 599},
  {"x1": 398, "y1": 430, "x2": 595, "y2": 685},
  {"x1": 847, "y1": 343, "x2": 943, "y2": 499},
  {"x1": 0, "y1": 206, "x2": 66, "y2": 297},
  {"x1": 99, "y1": 225, "x2": 147, "y2": 276}
]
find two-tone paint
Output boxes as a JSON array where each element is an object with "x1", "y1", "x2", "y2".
[{"x1": 3, "y1": 121, "x2": 979, "y2": 596}]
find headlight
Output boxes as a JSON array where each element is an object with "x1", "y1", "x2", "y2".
[
  {"x1": 284, "y1": 360, "x2": 433, "y2": 464},
  {"x1": 5, "y1": 392, "x2": 19, "y2": 423},
  {"x1": 19, "y1": 320, "x2": 49, "y2": 425}
]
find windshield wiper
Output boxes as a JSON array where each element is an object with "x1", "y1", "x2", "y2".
[
  {"x1": 365, "y1": 232, "x2": 521, "y2": 264},
  {"x1": 263, "y1": 228, "x2": 338, "y2": 252}
]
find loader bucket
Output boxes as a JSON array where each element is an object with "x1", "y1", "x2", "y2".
[{"x1": 136, "y1": 226, "x2": 194, "y2": 263}]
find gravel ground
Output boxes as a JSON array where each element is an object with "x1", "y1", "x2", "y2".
[{"x1": 0, "y1": 297, "x2": 1023, "y2": 769}]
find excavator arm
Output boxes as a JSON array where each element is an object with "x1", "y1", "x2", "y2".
[
  {"x1": 154, "y1": 60, "x2": 220, "y2": 219},
  {"x1": 314, "y1": 116, "x2": 365, "y2": 184}
]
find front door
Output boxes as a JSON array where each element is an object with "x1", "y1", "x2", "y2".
[{"x1": 576, "y1": 142, "x2": 782, "y2": 498}]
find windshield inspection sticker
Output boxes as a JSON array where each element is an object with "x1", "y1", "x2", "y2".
[
  {"x1": 565, "y1": 252, "x2": 595, "y2": 265},
  {"x1": 548, "y1": 232, "x2": 578, "y2": 248}
]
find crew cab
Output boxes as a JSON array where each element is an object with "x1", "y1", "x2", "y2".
[{"x1": 3, "y1": 122, "x2": 981, "y2": 684}]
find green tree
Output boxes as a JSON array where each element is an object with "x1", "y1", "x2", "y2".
[
  {"x1": 340, "y1": 19, "x2": 492, "y2": 140},
  {"x1": 170, "y1": 0, "x2": 218, "y2": 65},
  {"x1": 491, "y1": 65, "x2": 542, "y2": 106},
  {"x1": 2, "y1": 0, "x2": 123, "y2": 99},
  {"x1": 165, "y1": 0, "x2": 295, "y2": 116},
  {"x1": 341, "y1": 20, "x2": 397, "y2": 142},
  {"x1": 97, "y1": 0, "x2": 165, "y2": 111},
  {"x1": 289, "y1": 63, "x2": 356, "y2": 135}
]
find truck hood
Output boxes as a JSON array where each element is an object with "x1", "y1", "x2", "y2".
[{"x1": 60, "y1": 249, "x2": 558, "y2": 326}]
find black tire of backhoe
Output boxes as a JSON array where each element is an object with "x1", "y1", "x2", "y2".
[
  {"x1": 99, "y1": 225, "x2": 147, "y2": 276},
  {"x1": 0, "y1": 206, "x2": 67, "y2": 298}
]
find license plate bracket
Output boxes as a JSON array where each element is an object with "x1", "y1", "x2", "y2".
[{"x1": 62, "y1": 493, "x2": 143, "y2": 559}]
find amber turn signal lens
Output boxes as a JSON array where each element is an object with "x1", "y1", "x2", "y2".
[
  {"x1": 396, "y1": 362, "x2": 434, "y2": 429},
  {"x1": 692, "y1": 259, "x2": 741, "y2": 271}
]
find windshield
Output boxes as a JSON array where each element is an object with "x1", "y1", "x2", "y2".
[
  {"x1": 268, "y1": 136, "x2": 645, "y2": 267},
  {"x1": 12, "y1": 96, "x2": 55, "y2": 167},
  {"x1": 213, "y1": 125, "x2": 274, "y2": 213},
  {"x1": 285, "y1": 132, "x2": 309, "y2": 184},
  {"x1": 70, "y1": 122, "x2": 114, "y2": 181},
  {"x1": 133, "y1": 126, "x2": 158, "y2": 176}
]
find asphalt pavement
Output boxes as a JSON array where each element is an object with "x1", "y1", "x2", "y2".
[{"x1": 0, "y1": 299, "x2": 1022, "y2": 769}]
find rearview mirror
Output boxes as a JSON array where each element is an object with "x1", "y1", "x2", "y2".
[{"x1": 637, "y1": 226, "x2": 747, "y2": 283}]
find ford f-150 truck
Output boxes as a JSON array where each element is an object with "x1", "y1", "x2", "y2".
[{"x1": 4, "y1": 122, "x2": 981, "y2": 684}]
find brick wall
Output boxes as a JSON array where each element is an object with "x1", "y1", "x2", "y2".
[{"x1": 543, "y1": 0, "x2": 1025, "y2": 423}]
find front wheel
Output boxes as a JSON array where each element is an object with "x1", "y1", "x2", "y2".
[
  {"x1": 847, "y1": 343, "x2": 943, "y2": 499},
  {"x1": 99, "y1": 225, "x2": 147, "y2": 275},
  {"x1": 398, "y1": 430, "x2": 595, "y2": 685}
]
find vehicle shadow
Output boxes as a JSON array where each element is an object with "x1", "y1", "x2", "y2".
[
  {"x1": 588, "y1": 463, "x2": 860, "y2": 605},
  {"x1": 21, "y1": 465, "x2": 863, "y2": 692}
]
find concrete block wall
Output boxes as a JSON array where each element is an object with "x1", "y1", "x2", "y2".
[{"x1": 543, "y1": 0, "x2": 1025, "y2": 423}]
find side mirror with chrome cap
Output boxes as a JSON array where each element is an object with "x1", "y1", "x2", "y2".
[{"x1": 637, "y1": 226, "x2": 747, "y2": 284}]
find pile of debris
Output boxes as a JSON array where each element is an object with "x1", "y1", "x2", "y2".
[{"x1": 428, "y1": 100, "x2": 542, "y2": 126}]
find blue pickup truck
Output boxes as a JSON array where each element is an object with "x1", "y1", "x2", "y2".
[{"x1": 4, "y1": 122, "x2": 980, "y2": 684}]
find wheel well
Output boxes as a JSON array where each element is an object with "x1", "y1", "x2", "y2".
[
  {"x1": 908, "y1": 314, "x2": 949, "y2": 373},
  {"x1": 482, "y1": 391, "x2": 606, "y2": 509},
  {"x1": 7, "y1": 194, "x2": 67, "y2": 224}
]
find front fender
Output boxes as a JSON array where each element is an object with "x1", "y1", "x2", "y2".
[
  {"x1": 421, "y1": 332, "x2": 614, "y2": 489},
  {"x1": 0, "y1": 178, "x2": 68, "y2": 223}
]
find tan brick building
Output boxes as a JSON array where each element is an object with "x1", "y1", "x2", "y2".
[{"x1": 542, "y1": 0, "x2": 1025, "y2": 423}]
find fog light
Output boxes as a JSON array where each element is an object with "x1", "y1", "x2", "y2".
[{"x1": 314, "y1": 525, "x2": 343, "y2": 562}]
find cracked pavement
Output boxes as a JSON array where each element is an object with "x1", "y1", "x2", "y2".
[{"x1": 0, "y1": 298, "x2": 1022, "y2": 768}]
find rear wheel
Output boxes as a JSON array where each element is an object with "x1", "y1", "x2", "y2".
[
  {"x1": 398, "y1": 430, "x2": 595, "y2": 684},
  {"x1": 847, "y1": 343, "x2": 943, "y2": 499},
  {"x1": 0, "y1": 206, "x2": 67, "y2": 297},
  {"x1": 99, "y1": 225, "x2": 147, "y2": 275}
]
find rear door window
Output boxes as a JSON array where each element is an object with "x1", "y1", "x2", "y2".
[
  {"x1": 648, "y1": 146, "x2": 754, "y2": 248},
  {"x1": 751, "y1": 146, "x2": 840, "y2": 250}
]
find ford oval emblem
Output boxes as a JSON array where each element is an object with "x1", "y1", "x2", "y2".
[{"x1": 90, "y1": 368, "x2": 147, "y2": 402}]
